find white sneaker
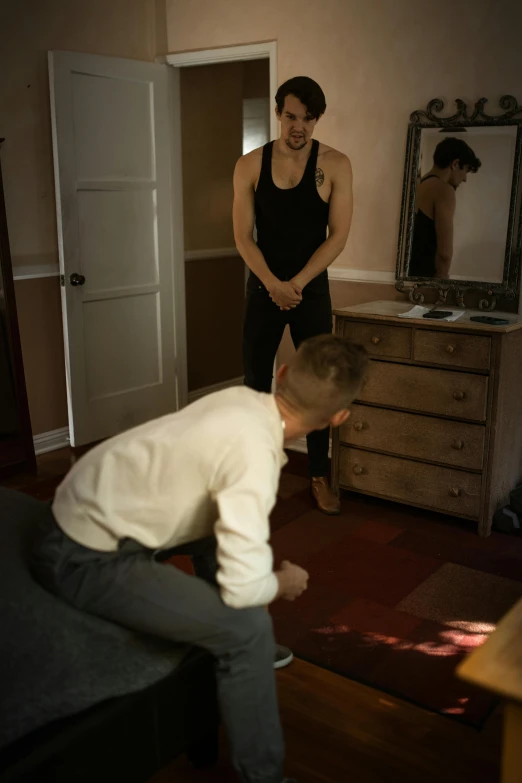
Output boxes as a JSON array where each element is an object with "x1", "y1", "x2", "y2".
[{"x1": 274, "y1": 644, "x2": 294, "y2": 669}]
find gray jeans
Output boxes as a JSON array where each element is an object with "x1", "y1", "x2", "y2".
[{"x1": 31, "y1": 516, "x2": 285, "y2": 783}]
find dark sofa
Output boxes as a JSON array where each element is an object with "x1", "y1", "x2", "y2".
[{"x1": 0, "y1": 488, "x2": 219, "y2": 783}]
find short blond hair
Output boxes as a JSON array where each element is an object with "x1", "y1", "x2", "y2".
[{"x1": 279, "y1": 335, "x2": 369, "y2": 420}]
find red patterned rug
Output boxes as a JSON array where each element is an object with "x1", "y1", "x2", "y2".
[
  {"x1": 21, "y1": 449, "x2": 522, "y2": 725},
  {"x1": 268, "y1": 469, "x2": 522, "y2": 727}
]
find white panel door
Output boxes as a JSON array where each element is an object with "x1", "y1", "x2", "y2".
[{"x1": 49, "y1": 51, "x2": 186, "y2": 446}]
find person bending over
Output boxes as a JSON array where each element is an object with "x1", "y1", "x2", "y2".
[{"x1": 31, "y1": 334, "x2": 368, "y2": 783}]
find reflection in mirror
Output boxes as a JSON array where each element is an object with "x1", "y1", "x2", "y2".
[
  {"x1": 396, "y1": 96, "x2": 522, "y2": 310},
  {"x1": 409, "y1": 127, "x2": 517, "y2": 283}
]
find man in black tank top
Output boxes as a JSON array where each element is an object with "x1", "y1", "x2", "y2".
[{"x1": 233, "y1": 77, "x2": 353, "y2": 516}]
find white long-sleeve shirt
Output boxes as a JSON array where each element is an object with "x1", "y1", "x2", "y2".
[{"x1": 52, "y1": 387, "x2": 287, "y2": 608}]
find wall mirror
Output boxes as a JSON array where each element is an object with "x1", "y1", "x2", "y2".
[{"x1": 396, "y1": 96, "x2": 522, "y2": 310}]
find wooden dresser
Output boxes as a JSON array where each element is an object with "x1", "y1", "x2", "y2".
[{"x1": 332, "y1": 301, "x2": 522, "y2": 536}]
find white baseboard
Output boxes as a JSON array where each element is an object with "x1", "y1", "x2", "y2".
[
  {"x1": 188, "y1": 376, "x2": 244, "y2": 404},
  {"x1": 184, "y1": 247, "x2": 240, "y2": 262},
  {"x1": 13, "y1": 263, "x2": 60, "y2": 281},
  {"x1": 33, "y1": 426, "x2": 70, "y2": 455},
  {"x1": 11, "y1": 259, "x2": 394, "y2": 285},
  {"x1": 12, "y1": 250, "x2": 242, "y2": 278},
  {"x1": 328, "y1": 267, "x2": 395, "y2": 284}
]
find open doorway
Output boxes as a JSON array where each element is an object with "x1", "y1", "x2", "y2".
[{"x1": 176, "y1": 56, "x2": 271, "y2": 400}]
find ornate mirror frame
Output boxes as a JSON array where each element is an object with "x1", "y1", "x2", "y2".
[{"x1": 395, "y1": 96, "x2": 522, "y2": 310}]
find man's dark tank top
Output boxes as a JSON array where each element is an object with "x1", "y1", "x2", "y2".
[
  {"x1": 409, "y1": 175, "x2": 439, "y2": 277},
  {"x1": 249, "y1": 139, "x2": 330, "y2": 294}
]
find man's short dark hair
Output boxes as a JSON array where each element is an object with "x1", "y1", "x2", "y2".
[
  {"x1": 280, "y1": 335, "x2": 369, "y2": 420},
  {"x1": 433, "y1": 137, "x2": 482, "y2": 173},
  {"x1": 275, "y1": 77, "x2": 326, "y2": 120}
]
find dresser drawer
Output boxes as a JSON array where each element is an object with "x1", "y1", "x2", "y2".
[
  {"x1": 342, "y1": 404, "x2": 485, "y2": 470},
  {"x1": 339, "y1": 447, "x2": 482, "y2": 518},
  {"x1": 343, "y1": 321, "x2": 411, "y2": 359},
  {"x1": 358, "y1": 361, "x2": 488, "y2": 422},
  {"x1": 414, "y1": 330, "x2": 491, "y2": 371}
]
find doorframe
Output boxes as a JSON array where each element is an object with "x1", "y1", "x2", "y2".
[
  {"x1": 165, "y1": 65, "x2": 188, "y2": 411},
  {"x1": 160, "y1": 42, "x2": 279, "y2": 396},
  {"x1": 160, "y1": 41, "x2": 278, "y2": 142}
]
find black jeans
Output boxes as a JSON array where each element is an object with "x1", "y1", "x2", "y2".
[{"x1": 243, "y1": 278, "x2": 333, "y2": 477}]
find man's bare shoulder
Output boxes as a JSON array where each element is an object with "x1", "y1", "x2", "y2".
[
  {"x1": 317, "y1": 144, "x2": 352, "y2": 180},
  {"x1": 235, "y1": 147, "x2": 263, "y2": 185},
  {"x1": 235, "y1": 147, "x2": 263, "y2": 180},
  {"x1": 434, "y1": 179, "x2": 457, "y2": 205},
  {"x1": 318, "y1": 143, "x2": 350, "y2": 166},
  {"x1": 317, "y1": 142, "x2": 345, "y2": 157}
]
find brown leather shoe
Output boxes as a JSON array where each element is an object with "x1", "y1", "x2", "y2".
[{"x1": 311, "y1": 477, "x2": 341, "y2": 515}]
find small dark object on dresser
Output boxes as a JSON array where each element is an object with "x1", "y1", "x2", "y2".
[
  {"x1": 422, "y1": 310, "x2": 452, "y2": 319},
  {"x1": 469, "y1": 315, "x2": 510, "y2": 326}
]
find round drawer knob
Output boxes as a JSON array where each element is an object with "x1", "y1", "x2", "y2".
[
  {"x1": 446, "y1": 345, "x2": 456, "y2": 355},
  {"x1": 451, "y1": 440, "x2": 464, "y2": 450},
  {"x1": 353, "y1": 422, "x2": 365, "y2": 432},
  {"x1": 371, "y1": 336, "x2": 381, "y2": 345},
  {"x1": 453, "y1": 391, "x2": 466, "y2": 401},
  {"x1": 353, "y1": 465, "x2": 364, "y2": 475},
  {"x1": 449, "y1": 488, "x2": 462, "y2": 498}
]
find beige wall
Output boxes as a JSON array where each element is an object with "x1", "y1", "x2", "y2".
[
  {"x1": 1, "y1": 0, "x2": 164, "y2": 274},
  {"x1": 5, "y1": 0, "x2": 520, "y2": 431},
  {"x1": 167, "y1": 0, "x2": 522, "y2": 276},
  {"x1": 0, "y1": 0, "x2": 166, "y2": 434},
  {"x1": 168, "y1": 0, "x2": 522, "y2": 369}
]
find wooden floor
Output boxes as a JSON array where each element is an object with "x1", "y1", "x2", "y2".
[
  {"x1": 2, "y1": 449, "x2": 504, "y2": 783},
  {"x1": 1, "y1": 444, "x2": 89, "y2": 498},
  {"x1": 153, "y1": 659, "x2": 502, "y2": 783}
]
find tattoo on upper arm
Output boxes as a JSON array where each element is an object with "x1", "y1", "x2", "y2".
[{"x1": 315, "y1": 167, "x2": 325, "y2": 187}]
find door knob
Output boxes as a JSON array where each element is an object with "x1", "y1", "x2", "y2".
[{"x1": 69, "y1": 273, "x2": 86, "y2": 286}]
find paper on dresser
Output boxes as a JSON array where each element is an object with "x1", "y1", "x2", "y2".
[
  {"x1": 397, "y1": 305, "x2": 430, "y2": 319},
  {"x1": 398, "y1": 306, "x2": 465, "y2": 322}
]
